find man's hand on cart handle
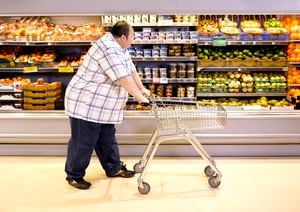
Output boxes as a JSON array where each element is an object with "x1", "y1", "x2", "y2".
[
  {"x1": 140, "y1": 97, "x2": 150, "y2": 107},
  {"x1": 141, "y1": 87, "x2": 151, "y2": 97}
]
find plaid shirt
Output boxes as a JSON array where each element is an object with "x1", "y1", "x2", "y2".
[{"x1": 65, "y1": 33, "x2": 136, "y2": 124}]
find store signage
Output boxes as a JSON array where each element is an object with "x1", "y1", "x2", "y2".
[
  {"x1": 213, "y1": 36, "x2": 226, "y2": 46},
  {"x1": 58, "y1": 67, "x2": 74, "y2": 73},
  {"x1": 23, "y1": 66, "x2": 38, "y2": 73}
]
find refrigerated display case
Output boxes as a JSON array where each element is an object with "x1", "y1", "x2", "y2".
[{"x1": 0, "y1": 0, "x2": 300, "y2": 156}]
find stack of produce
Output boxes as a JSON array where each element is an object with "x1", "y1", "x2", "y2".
[
  {"x1": 23, "y1": 78, "x2": 61, "y2": 110},
  {"x1": 218, "y1": 17, "x2": 240, "y2": 39},
  {"x1": 281, "y1": 16, "x2": 300, "y2": 40},
  {"x1": 287, "y1": 43, "x2": 300, "y2": 62},
  {"x1": 287, "y1": 67, "x2": 300, "y2": 84}
]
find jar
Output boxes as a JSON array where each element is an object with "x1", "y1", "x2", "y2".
[
  {"x1": 186, "y1": 86, "x2": 195, "y2": 98},
  {"x1": 186, "y1": 63, "x2": 195, "y2": 71},
  {"x1": 149, "y1": 84, "x2": 155, "y2": 95},
  {"x1": 152, "y1": 67, "x2": 159, "y2": 78},
  {"x1": 152, "y1": 49, "x2": 160, "y2": 57},
  {"x1": 165, "y1": 85, "x2": 173, "y2": 97},
  {"x1": 177, "y1": 87, "x2": 185, "y2": 98},
  {"x1": 177, "y1": 63, "x2": 186, "y2": 71},
  {"x1": 160, "y1": 49, "x2": 168, "y2": 57},
  {"x1": 187, "y1": 70, "x2": 194, "y2": 78},
  {"x1": 143, "y1": 49, "x2": 152, "y2": 57},
  {"x1": 178, "y1": 70, "x2": 186, "y2": 78},
  {"x1": 144, "y1": 67, "x2": 151, "y2": 79},
  {"x1": 157, "y1": 85, "x2": 164, "y2": 97},
  {"x1": 137, "y1": 67, "x2": 143, "y2": 78},
  {"x1": 169, "y1": 63, "x2": 177, "y2": 78},
  {"x1": 159, "y1": 68, "x2": 167, "y2": 78}
]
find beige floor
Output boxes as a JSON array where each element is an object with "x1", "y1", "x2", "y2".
[{"x1": 0, "y1": 156, "x2": 299, "y2": 212}]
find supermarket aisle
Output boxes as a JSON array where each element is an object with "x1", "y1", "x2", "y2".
[{"x1": 0, "y1": 156, "x2": 299, "y2": 212}]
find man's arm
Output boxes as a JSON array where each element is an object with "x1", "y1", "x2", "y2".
[
  {"x1": 116, "y1": 75, "x2": 148, "y2": 103},
  {"x1": 131, "y1": 72, "x2": 150, "y2": 97}
]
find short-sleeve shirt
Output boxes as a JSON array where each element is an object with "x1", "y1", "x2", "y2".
[{"x1": 64, "y1": 33, "x2": 136, "y2": 124}]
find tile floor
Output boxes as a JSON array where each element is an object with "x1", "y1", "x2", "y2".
[{"x1": 0, "y1": 156, "x2": 299, "y2": 212}]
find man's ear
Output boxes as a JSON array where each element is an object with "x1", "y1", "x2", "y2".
[{"x1": 120, "y1": 34, "x2": 126, "y2": 41}]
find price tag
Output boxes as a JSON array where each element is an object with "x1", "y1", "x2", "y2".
[
  {"x1": 58, "y1": 67, "x2": 74, "y2": 73},
  {"x1": 23, "y1": 66, "x2": 38, "y2": 73},
  {"x1": 213, "y1": 36, "x2": 226, "y2": 46},
  {"x1": 160, "y1": 78, "x2": 168, "y2": 84},
  {"x1": 152, "y1": 78, "x2": 160, "y2": 84}
]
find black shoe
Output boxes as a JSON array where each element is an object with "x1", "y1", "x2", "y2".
[
  {"x1": 110, "y1": 162, "x2": 135, "y2": 178},
  {"x1": 66, "y1": 177, "x2": 91, "y2": 190}
]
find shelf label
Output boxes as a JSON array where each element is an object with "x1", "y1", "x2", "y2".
[
  {"x1": 23, "y1": 66, "x2": 38, "y2": 73},
  {"x1": 152, "y1": 78, "x2": 168, "y2": 84},
  {"x1": 160, "y1": 78, "x2": 168, "y2": 84},
  {"x1": 152, "y1": 78, "x2": 160, "y2": 84},
  {"x1": 213, "y1": 36, "x2": 226, "y2": 46},
  {"x1": 58, "y1": 67, "x2": 74, "y2": 73}
]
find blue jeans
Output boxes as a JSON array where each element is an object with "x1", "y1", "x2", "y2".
[{"x1": 65, "y1": 117, "x2": 121, "y2": 179}]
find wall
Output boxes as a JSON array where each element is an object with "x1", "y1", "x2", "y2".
[{"x1": 0, "y1": 0, "x2": 300, "y2": 15}]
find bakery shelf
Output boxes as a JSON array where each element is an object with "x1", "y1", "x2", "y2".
[
  {"x1": 197, "y1": 92, "x2": 286, "y2": 97},
  {"x1": 0, "y1": 67, "x2": 77, "y2": 73},
  {"x1": 0, "y1": 41, "x2": 94, "y2": 46},
  {"x1": 132, "y1": 56, "x2": 197, "y2": 61}
]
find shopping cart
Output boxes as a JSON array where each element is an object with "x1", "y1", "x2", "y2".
[{"x1": 134, "y1": 95, "x2": 227, "y2": 194}]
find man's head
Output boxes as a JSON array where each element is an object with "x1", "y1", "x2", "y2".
[{"x1": 111, "y1": 21, "x2": 134, "y2": 49}]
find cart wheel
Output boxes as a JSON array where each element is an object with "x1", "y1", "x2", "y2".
[
  {"x1": 134, "y1": 162, "x2": 144, "y2": 173},
  {"x1": 204, "y1": 166, "x2": 215, "y2": 177},
  {"x1": 138, "y1": 182, "x2": 151, "y2": 194},
  {"x1": 208, "y1": 176, "x2": 221, "y2": 188}
]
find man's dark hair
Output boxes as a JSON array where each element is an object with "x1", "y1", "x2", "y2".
[{"x1": 111, "y1": 21, "x2": 132, "y2": 38}]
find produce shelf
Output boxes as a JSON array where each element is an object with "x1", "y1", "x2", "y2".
[
  {"x1": 288, "y1": 84, "x2": 300, "y2": 87},
  {"x1": 289, "y1": 62, "x2": 300, "y2": 66},
  {"x1": 198, "y1": 41, "x2": 289, "y2": 46},
  {"x1": 197, "y1": 92, "x2": 286, "y2": 97},
  {"x1": 197, "y1": 67, "x2": 288, "y2": 71}
]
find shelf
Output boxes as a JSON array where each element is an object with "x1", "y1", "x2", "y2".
[
  {"x1": 289, "y1": 40, "x2": 300, "y2": 43},
  {"x1": 132, "y1": 39, "x2": 198, "y2": 44},
  {"x1": 289, "y1": 62, "x2": 300, "y2": 66},
  {"x1": 197, "y1": 92, "x2": 286, "y2": 97},
  {"x1": 104, "y1": 23, "x2": 198, "y2": 27},
  {"x1": 0, "y1": 67, "x2": 77, "y2": 73},
  {"x1": 288, "y1": 84, "x2": 300, "y2": 87},
  {"x1": 198, "y1": 40, "x2": 289, "y2": 46},
  {"x1": 141, "y1": 78, "x2": 196, "y2": 83},
  {"x1": 0, "y1": 41, "x2": 94, "y2": 46},
  {"x1": 132, "y1": 56, "x2": 197, "y2": 61},
  {"x1": 197, "y1": 67, "x2": 288, "y2": 71},
  {"x1": 128, "y1": 97, "x2": 196, "y2": 101}
]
